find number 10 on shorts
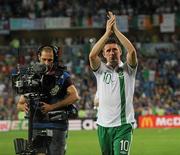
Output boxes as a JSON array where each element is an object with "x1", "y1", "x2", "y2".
[{"x1": 120, "y1": 140, "x2": 129, "y2": 152}]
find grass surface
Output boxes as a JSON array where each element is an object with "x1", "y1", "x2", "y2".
[{"x1": 0, "y1": 128, "x2": 180, "y2": 155}]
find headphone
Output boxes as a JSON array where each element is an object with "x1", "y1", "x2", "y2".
[{"x1": 37, "y1": 45, "x2": 59, "y2": 64}]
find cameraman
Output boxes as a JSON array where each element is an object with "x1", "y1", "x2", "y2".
[{"x1": 17, "y1": 46, "x2": 80, "y2": 155}]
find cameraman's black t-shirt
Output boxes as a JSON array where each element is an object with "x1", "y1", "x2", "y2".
[{"x1": 32, "y1": 71, "x2": 73, "y2": 130}]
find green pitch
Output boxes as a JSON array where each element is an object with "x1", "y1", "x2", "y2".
[{"x1": 0, "y1": 128, "x2": 180, "y2": 155}]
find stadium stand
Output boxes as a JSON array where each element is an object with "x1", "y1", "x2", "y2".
[{"x1": 0, "y1": 0, "x2": 180, "y2": 121}]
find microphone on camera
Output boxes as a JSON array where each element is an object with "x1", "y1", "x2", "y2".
[{"x1": 31, "y1": 62, "x2": 48, "y2": 74}]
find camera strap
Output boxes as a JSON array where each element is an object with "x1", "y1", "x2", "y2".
[
  {"x1": 57, "y1": 71, "x2": 70, "y2": 86},
  {"x1": 48, "y1": 110, "x2": 68, "y2": 121}
]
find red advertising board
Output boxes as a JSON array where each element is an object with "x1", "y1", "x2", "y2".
[
  {"x1": 138, "y1": 115, "x2": 180, "y2": 128},
  {"x1": 0, "y1": 121, "x2": 11, "y2": 131},
  {"x1": 0, "y1": 119, "x2": 97, "y2": 131}
]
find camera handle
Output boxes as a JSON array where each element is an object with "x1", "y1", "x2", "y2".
[
  {"x1": 22, "y1": 93, "x2": 39, "y2": 154},
  {"x1": 25, "y1": 94, "x2": 36, "y2": 153},
  {"x1": 14, "y1": 93, "x2": 38, "y2": 155}
]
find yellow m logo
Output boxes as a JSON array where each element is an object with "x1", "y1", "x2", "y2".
[{"x1": 141, "y1": 117, "x2": 153, "y2": 128}]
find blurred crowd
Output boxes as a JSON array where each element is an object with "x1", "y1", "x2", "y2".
[
  {"x1": 1, "y1": 0, "x2": 180, "y2": 20},
  {"x1": 0, "y1": 0, "x2": 180, "y2": 120}
]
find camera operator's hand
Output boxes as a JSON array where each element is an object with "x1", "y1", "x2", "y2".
[
  {"x1": 40, "y1": 102, "x2": 54, "y2": 113},
  {"x1": 24, "y1": 103, "x2": 29, "y2": 113},
  {"x1": 17, "y1": 95, "x2": 29, "y2": 113}
]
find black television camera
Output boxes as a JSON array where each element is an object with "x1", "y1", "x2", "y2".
[
  {"x1": 12, "y1": 62, "x2": 48, "y2": 94},
  {"x1": 12, "y1": 62, "x2": 78, "y2": 154},
  {"x1": 12, "y1": 62, "x2": 78, "y2": 117}
]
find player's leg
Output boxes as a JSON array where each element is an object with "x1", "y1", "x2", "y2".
[
  {"x1": 113, "y1": 124, "x2": 133, "y2": 155},
  {"x1": 49, "y1": 129, "x2": 67, "y2": 155},
  {"x1": 97, "y1": 125, "x2": 113, "y2": 155}
]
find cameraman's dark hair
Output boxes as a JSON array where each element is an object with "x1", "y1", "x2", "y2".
[{"x1": 37, "y1": 45, "x2": 59, "y2": 64}]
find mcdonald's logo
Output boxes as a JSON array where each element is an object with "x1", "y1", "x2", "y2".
[{"x1": 140, "y1": 117, "x2": 154, "y2": 128}]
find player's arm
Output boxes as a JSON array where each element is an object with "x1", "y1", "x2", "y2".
[
  {"x1": 41, "y1": 85, "x2": 80, "y2": 113},
  {"x1": 89, "y1": 14, "x2": 115, "y2": 70},
  {"x1": 94, "y1": 97, "x2": 99, "y2": 107},
  {"x1": 93, "y1": 91, "x2": 99, "y2": 108},
  {"x1": 115, "y1": 30, "x2": 137, "y2": 67},
  {"x1": 17, "y1": 95, "x2": 29, "y2": 113},
  {"x1": 109, "y1": 11, "x2": 137, "y2": 67}
]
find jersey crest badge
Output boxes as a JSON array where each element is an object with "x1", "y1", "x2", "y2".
[
  {"x1": 50, "y1": 85, "x2": 60, "y2": 96},
  {"x1": 118, "y1": 68, "x2": 124, "y2": 78}
]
